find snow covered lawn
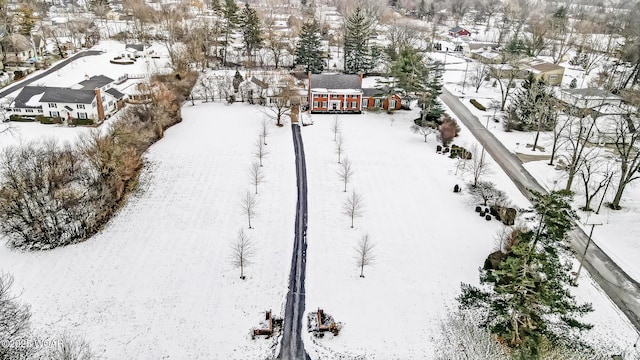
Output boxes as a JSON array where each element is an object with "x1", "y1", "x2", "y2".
[
  {"x1": 0, "y1": 102, "x2": 296, "y2": 359},
  {"x1": 301, "y1": 110, "x2": 639, "y2": 359}
]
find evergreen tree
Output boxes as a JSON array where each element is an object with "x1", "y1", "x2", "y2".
[
  {"x1": 220, "y1": 0, "x2": 239, "y2": 65},
  {"x1": 344, "y1": 6, "x2": 375, "y2": 74},
  {"x1": 418, "y1": 0, "x2": 427, "y2": 19},
  {"x1": 295, "y1": 20, "x2": 324, "y2": 73},
  {"x1": 239, "y1": 3, "x2": 262, "y2": 64},
  {"x1": 390, "y1": 46, "x2": 429, "y2": 94},
  {"x1": 418, "y1": 60, "x2": 445, "y2": 123},
  {"x1": 458, "y1": 190, "x2": 593, "y2": 358},
  {"x1": 508, "y1": 73, "x2": 554, "y2": 132}
]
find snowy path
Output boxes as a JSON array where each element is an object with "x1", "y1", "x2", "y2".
[
  {"x1": 278, "y1": 124, "x2": 311, "y2": 359},
  {"x1": 0, "y1": 103, "x2": 297, "y2": 359}
]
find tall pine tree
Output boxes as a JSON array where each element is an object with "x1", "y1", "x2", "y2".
[
  {"x1": 344, "y1": 6, "x2": 375, "y2": 74},
  {"x1": 219, "y1": 0, "x2": 239, "y2": 66},
  {"x1": 295, "y1": 20, "x2": 324, "y2": 73},
  {"x1": 418, "y1": 60, "x2": 445, "y2": 123},
  {"x1": 239, "y1": 3, "x2": 262, "y2": 65},
  {"x1": 458, "y1": 190, "x2": 593, "y2": 358}
]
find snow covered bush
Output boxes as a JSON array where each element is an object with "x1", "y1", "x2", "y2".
[{"x1": 0, "y1": 72, "x2": 198, "y2": 250}]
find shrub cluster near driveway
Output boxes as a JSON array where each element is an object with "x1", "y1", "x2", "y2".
[{"x1": 0, "y1": 71, "x2": 198, "y2": 250}]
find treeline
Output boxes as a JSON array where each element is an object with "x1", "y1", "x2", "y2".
[{"x1": 0, "y1": 71, "x2": 197, "y2": 250}]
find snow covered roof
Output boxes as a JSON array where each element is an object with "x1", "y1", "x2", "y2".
[
  {"x1": 563, "y1": 88, "x2": 622, "y2": 101},
  {"x1": 11, "y1": 86, "x2": 47, "y2": 108},
  {"x1": 78, "y1": 75, "x2": 114, "y2": 89},
  {"x1": 522, "y1": 59, "x2": 563, "y2": 74},
  {"x1": 105, "y1": 88, "x2": 125, "y2": 100},
  {"x1": 309, "y1": 74, "x2": 361, "y2": 91},
  {"x1": 13, "y1": 86, "x2": 97, "y2": 107}
]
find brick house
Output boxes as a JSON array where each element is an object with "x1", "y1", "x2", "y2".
[
  {"x1": 308, "y1": 74, "x2": 363, "y2": 114},
  {"x1": 361, "y1": 87, "x2": 403, "y2": 110},
  {"x1": 448, "y1": 26, "x2": 471, "y2": 37}
]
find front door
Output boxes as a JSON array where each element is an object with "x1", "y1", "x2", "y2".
[{"x1": 332, "y1": 102, "x2": 338, "y2": 110}]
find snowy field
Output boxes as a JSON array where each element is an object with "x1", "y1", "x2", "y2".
[
  {"x1": 0, "y1": 103, "x2": 296, "y2": 359},
  {"x1": 300, "y1": 109, "x2": 639, "y2": 359},
  {"x1": 0, "y1": 101, "x2": 638, "y2": 358}
]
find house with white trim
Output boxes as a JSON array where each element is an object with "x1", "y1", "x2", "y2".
[
  {"x1": 9, "y1": 75, "x2": 125, "y2": 123},
  {"x1": 307, "y1": 74, "x2": 363, "y2": 114}
]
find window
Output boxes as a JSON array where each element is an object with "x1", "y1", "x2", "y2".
[
  {"x1": 389, "y1": 100, "x2": 396, "y2": 108},
  {"x1": 352, "y1": 102, "x2": 357, "y2": 108},
  {"x1": 332, "y1": 94, "x2": 339, "y2": 99},
  {"x1": 322, "y1": 102, "x2": 328, "y2": 108},
  {"x1": 322, "y1": 94, "x2": 328, "y2": 99},
  {"x1": 78, "y1": 112, "x2": 87, "y2": 119},
  {"x1": 77, "y1": 104, "x2": 85, "y2": 109},
  {"x1": 48, "y1": 103, "x2": 57, "y2": 108},
  {"x1": 14, "y1": 109, "x2": 21, "y2": 113},
  {"x1": 374, "y1": 99, "x2": 381, "y2": 107},
  {"x1": 26, "y1": 109, "x2": 34, "y2": 113},
  {"x1": 313, "y1": 101, "x2": 319, "y2": 108},
  {"x1": 92, "y1": 101, "x2": 96, "y2": 108},
  {"x1": 101, "y1": 96, "x2": 106, "y2": 102},
  {"x1": 50, "y1": 111, "x2": 59, "y2": 117},
  {"x1": 549, "y1": 74, "x2": 558, "y2": 80},
  {"x1": 362, "y1": 98, "x2": 368, "y2": 108}
]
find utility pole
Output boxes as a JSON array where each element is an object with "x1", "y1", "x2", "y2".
[
  {"x1": 462, "y1": 59, "x2": 471, "y2": 94},
  {"x1": 573, "y1": 215, "x2": 603, "y2": 285}
]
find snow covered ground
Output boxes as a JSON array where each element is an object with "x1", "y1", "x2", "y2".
[
  {"x1": 0, "y1": 100, "x2": 638, "y2": 358},
  {"x1": 300, "y1": 109, "x2": 639, "y2": 359},
  {"x1": 430, "y1": 48, "x2": 640, "y2": 284},
  {"x1": 0, "y1": 103, "x2": 296, "y2": 359}
]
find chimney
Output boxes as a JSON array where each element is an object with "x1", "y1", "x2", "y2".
[
  {"x1": 359, "y1": 73, "x2": 363, "y2": 88},
  {"x1": 95, "y1": 88, "x2": 105, "y2": 121}
]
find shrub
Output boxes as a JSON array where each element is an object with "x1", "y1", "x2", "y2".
[
  {"x1": 74, "y1": 118, "x2": 94, "y2": 126},
  {"x1": 9, "y1": 115, "x2": 35, "y2": 122},
  {"x1": 485, "y1": 214, "x2": 492, "y2": 221},
  {"x1": 438, "y1": 115, "x2": 461, "y2": 146},
  {"x1": 475, "y1": 206, "x2": 482, "y2": 212},
  {"x1": 470, "y1": 99, "x2": 486, "y2": 111}
]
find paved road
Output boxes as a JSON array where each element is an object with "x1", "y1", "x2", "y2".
[
  {"x1": 0, "y1": 50, "x2": 102, "y2": 99},
  {"x1": 440, "y1": 87, "x2": 640, "y2": 333},
  {"x1": 278, "y1": 124, "x2": 310, "y2": 360}
]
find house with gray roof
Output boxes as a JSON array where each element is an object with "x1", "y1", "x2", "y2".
[
  {"x1": 308, "y1": 74, "x2": 363, "y2": 113},
  {"x1": 9, "y1": 76, "x2": 125, "y2": 123}
]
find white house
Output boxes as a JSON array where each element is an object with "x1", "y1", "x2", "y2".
[
  {"x1": 560, "y1": 88, "x2": 623, "y2": 109},
  {"x1": 9, "y1": 75, "x2": 125, "y2": 122}
]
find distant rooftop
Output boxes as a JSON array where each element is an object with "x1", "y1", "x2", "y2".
[{"x1": 78, "y1": 75, "x2": 114, "y2": 89}]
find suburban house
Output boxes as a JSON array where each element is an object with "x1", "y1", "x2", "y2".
[
  {"x1": 470, "y1": 48, "x2": 502, "y2": 64},
  {"x1": 488, "y1": 58, "x2": 565, "y2": 86},
  {"x1": 448, "y1": 26, "x2": 471, "y2": 37},
  {"x1": 522, "y1": 58, "x2": 565, "y2": 86},
  {"x1": 0, "y1": 33, "x2": 37, "y2": 77},
  {"x1": 308, "y1": 74, "x2": 363, "y2": 113},
  {"x1": 361, "y1": 87, "x2": 403, "y2": 110},
  {"x1": 9, "y1": 75, "x2": 125, "y2": 123},
  {"x1": 239, "y1": 76, "x2": 269, "y2": 104},
  {"x1": 124, "y1": 43, "x2": 151, "y2": 59},
  {"x1": 560, "y1": 88, "x2": 623, "y2": 110}
]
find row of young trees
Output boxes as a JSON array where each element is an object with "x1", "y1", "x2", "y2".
[{"x1": 0, "y1": 72, "x2": 197, "y2": 250}]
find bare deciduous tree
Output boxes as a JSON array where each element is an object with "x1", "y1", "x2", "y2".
[
  {"x1": 344, "y1": 190, "x2": 365, "y2": 228},
  {"x1": 260, "y1": 118, "x2": 270, "y2": 145},
  {"x1": 467, "y1": 181, "x2": 507, "y2": 207},
  {"x1": 470, "y1": 62, "x2": 489, "y2": 93},
  {"x1": 411, "y1": 119, "x2": 436, "y2": 142},
  {"x1": 335, "y1": 136, "x2": 345, "y2": 164},
  {"x1": 241, "y1": 191, "x2": 257, "y2": 229},
  {"x1": 249, "y1": 161, "x2": 264, "y2": 194},
  {"x1": 338, "y1": 158, "x2": 354, "y2": 192},
  {"x1": 578, "y1": 157, "x2": 615, "y2": 212},
  {"x1": 48, "y1": 333, "x2": 94, "y2": 360},
  {"x1": 0, "y1": 273, "x2": 32, "y2": 359},
  {"x1": 230, "y1": 229, "x2": 254, "y2": 280},
  {"x1": 332, "y1": 116, "x2": 342, "y2": 141},
  {"x1": 488, "y1": 60, "x2": 520, "y2": 111},
  {"x1": 467, "y1": 144, "x2": 490, "y2": 187},
  {"x1": 254, "y1": 137, "x2": 269, "y2": 167},
  {"x1": 610, "y1": 112, "x2": 640, "y2": 209},
  {"x1": 355, "y1": 233, "x2": 375, "y2": 278}
]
